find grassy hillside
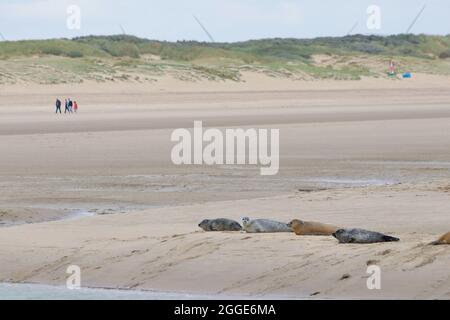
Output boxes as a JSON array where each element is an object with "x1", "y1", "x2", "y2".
[{"x1": 1, "y1": 34, "x2": 450, "y2": 85}]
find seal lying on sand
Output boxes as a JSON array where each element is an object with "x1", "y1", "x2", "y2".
[
  {"x1": 288, "y1": 219, "x2": 339, "y2": 236},
  {"x1": 198, "y1": 218, "x2": 242, "y2": 232},
  {"x1": 430, "y1": 232, "x2": 450, "y2": 245},
  {"x1": 332, "y1": 228, "x2": 400, "y2": 244},
  {"x1": 242, "y1": 217, "x2": 292, "y2": 233}
]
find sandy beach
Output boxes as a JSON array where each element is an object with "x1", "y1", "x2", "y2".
[{"x1": 0, "y1": 73, "x2": 449, "y2": 299}]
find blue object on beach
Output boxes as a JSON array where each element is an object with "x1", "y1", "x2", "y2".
[{"x1": 403, "y1": 72, "x2": 412, "y2": 78}]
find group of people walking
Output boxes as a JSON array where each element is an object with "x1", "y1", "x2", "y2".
[{"x1": 55, "y1": 98, "x2": 79, "y2": 114}]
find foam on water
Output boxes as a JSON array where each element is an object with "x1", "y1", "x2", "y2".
[{"x1": 65, "y1": 210, "x2": 96, "y2": 221}]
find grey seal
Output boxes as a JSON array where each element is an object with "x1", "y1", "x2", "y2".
[
  {"x1": 242, "y1": 217, "x2": 292, "y2": 233},
  {"x1": 198, "y1": 218, "x2": 242, "y2": 231},
  {"x1": 332, "y1": 228, "x2": 400, "y2": 244}
]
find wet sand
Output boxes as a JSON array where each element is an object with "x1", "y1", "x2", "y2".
[{"x1": 0, "y1": 73, "x2": 449, "y2": 299}]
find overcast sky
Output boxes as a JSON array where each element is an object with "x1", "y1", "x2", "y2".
[{"x1": 0, "y1": 0, "x2": 448, "y2": 42}]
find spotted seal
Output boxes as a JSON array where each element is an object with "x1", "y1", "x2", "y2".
[
  {"x1": 332, "y1": 228, "x2": 400, "y2": 244},
  {"x1": 198, "y1": 218, "x2": 242, "y2": 232},
  {"x1": 242, "y1": 217, "x2": 292, "y2": 233}
]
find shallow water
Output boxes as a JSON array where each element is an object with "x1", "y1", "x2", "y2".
[
  {"x1": 0, "y1": 283, "x2": 273, "y2": 300},
  {"x1": 300, "y1": 177, "x2": 396, "y2": 187},
  {"x1": 65, "y1": 210, "x2": 97, "y2": 220}
]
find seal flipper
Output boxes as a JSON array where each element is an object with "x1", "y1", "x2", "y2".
[
  {"x1": 232, "y1": 222, "x2": 243, "y2": 231},
  {"x1": 382, "y1": 235, "x2": 399, "y2": 242}
]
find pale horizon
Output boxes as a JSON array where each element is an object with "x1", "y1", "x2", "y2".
[{"x1": 2, "y1": 31, "x2": 450, "y2": 44}]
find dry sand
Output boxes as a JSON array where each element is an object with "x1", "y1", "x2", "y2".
[{"x1": 0, "y1": 73, "x2": 449, "y2": 299}]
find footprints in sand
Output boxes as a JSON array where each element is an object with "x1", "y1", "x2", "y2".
[
  {"x1": 14, "y1": 226, "x2": 445, "y2": 297},
  {"x1": 414, "y1": 256, "x2": 436, "y2": 269},
  {"x1": 400, "y1": 244, "x2": 448, "y2": 271},
  {"x1": 125, "y1": 249, "x2": 150, "y2": 258},
  {"x1": 339, "y1": 273, "x2": 351, "y2": 281},
  {"x1": 356, "y1": 240, "x2": 448, "y2": 272},
  {"x1": 366, "y1": 259, "x2": 379, "y2": 266},
  {"x1": 158, "y1": 231, "x2": 202, "y2": 243},
  {"x1": 378, "y1": 249, "x2": 393, "y2": 256}
]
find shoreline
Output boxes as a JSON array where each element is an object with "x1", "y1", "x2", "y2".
[
  {"x1": 0, "y1": 176, "x2": 401, "y2": 227},
  {"x1": 0, "y1": 282, "x2": 303, "y2": 300}
]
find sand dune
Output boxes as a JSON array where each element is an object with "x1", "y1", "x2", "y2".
[{"x1": 0, "y1": 185, "x2": 449, "y2": 299}]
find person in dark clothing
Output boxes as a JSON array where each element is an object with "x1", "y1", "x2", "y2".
[
  {"x1": 68, "y1": 99, "x2": 73, "y2": 113},
  {"x1": 55, "y1": 99, "x2": 62, "y2": 114},
  {"x1": 64, "y1": 99, "x2": 69, "y2": 113}
]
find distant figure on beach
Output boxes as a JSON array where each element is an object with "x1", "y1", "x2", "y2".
[
  {"x1": 388, "y1": 60, "x2": 396, "y2": 76},
  {"x1": 73, "y1": 101, "x2": 78, "y2": 113},
  {"x1": 64, "y1": 99, "x2": 69, "y2": 113},
  {"x1": 68, "y1": 99, "x2": 73, "y2": 113},
  {"x1": 55, "y1": 98, "x2": 61, "y2": 114}
]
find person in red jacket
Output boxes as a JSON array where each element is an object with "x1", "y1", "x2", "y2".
[{"x1": 73, "y1": 101, "x2": 78, "y2": 113}]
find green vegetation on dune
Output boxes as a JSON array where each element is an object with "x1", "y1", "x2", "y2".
[
  {"x1": 1, "y1": 34, "x2": 450, "y2": 84},
  {"x1": 0, "y1": 39, "x2": 107, "y2": 58}
]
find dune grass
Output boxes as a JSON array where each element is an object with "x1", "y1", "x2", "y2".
[{"x1": 1, "y1": 34, "x2": 449, "y2": 84}]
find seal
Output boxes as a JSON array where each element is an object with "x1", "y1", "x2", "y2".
[
  {"x1": 332, "y1": 228, "x2": 400, "y2": 244},
  {"x1": 198, "y1": 218, "x2": 242, "y2": 232},
  {"x1": 288, "y1": 219, "x2": 339, "y2": 236},
  {"x1": 430, "y1": 232, "x2": 450, "y2": 245},
  {"x1": 242, "y1": 217, "x2": 292, "y2": 233}
]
